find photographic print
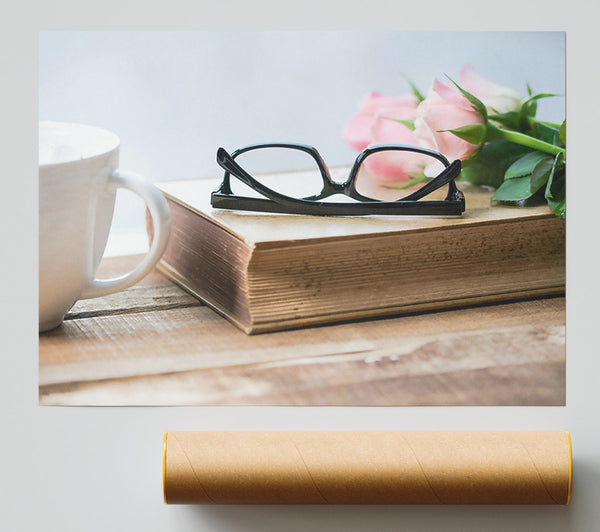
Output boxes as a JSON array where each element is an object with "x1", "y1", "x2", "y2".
[{"x1": 38, "y1": 31, "x2": 565, "y2": 406}]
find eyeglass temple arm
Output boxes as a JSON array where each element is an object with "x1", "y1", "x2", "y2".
[
  {"x1": 400, "y1": 159, "x2": 462, "y2": 202},
  {"x1": 216, "y1": 147, "x2": 298, "y2": 204}
]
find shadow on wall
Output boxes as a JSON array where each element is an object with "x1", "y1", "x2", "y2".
[{"x1": 177, "y1": 503, "x2": 574, "y2": 532}]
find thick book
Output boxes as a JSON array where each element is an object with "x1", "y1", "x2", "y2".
[{"x1": 153, "y1": 172, "x2": 565, "y2": 334}]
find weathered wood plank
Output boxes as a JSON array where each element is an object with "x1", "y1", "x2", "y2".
[
  {"x1": 39, "y1": 325, "x2": 564, "y2": 406},
  {"x1": 39, "y1": 292, "x2": 565, "y2": 405},
  {"x1": 64, "y1": 254, "x2": 202, "y2": 319},
  {"x1": 40, "y1": 296, "x2": 565, "y2": 383}
]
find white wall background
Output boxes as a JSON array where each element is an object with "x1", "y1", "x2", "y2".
[
  {"x1": 39, "y1": 31, "x2": 565, "y2": 254},
  {"x1": 7, "y1": 6, "x2": 600, "y2": 530}
]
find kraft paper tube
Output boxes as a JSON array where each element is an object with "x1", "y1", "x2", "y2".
[{"x1": 163, "y1": 431, "x2": 572, "y2": 505}]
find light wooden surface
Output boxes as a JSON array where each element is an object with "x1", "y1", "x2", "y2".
[{"x1": 39, "y1": 255, "x2": 565, "y2": 406}]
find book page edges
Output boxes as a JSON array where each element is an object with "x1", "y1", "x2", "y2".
[
  {"x1": 156, "y1": 259, "x2": 564, "y2": 335},
  {"x1": 237, "y1": 286, "x2": 565, "y2": 334}
]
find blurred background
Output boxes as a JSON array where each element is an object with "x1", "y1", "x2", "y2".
[{"x1": 39, "y1": 31, "x2": 565, "y2": 255}]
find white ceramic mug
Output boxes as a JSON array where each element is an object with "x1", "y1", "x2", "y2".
[{"x1": 39, "y1": 121, "x2": 171, "y2": 332}]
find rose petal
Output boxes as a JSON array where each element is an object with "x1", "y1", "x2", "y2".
[
  {"x1": 461, "y1": 64, "x2": 522, "y2": 113},
  {"x1": 363, "y1": 152, "x2": 413, "y2": 179},
  {"x1": 370, "y1": 108, "x2": 418, "y2": 145},
  {"x1": 363, "y1": 148, "x2": 434, "y2": 180},
  {"x1": 432, "y1": 79, "x2": 473, "y2": 111},
  {"x1": 343, "y1": 110, "x2": 378, "y2": 151},
  {"x1": 343, "y1": 92, "x2": 419, "y2": 151},
  {"x1": 415, "y1": 87, "x2": 484, "y2": 161}
]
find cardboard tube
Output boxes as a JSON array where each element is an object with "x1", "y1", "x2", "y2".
[{"x1": 163, "y1": 431, "x2": 572, "y2": 505}]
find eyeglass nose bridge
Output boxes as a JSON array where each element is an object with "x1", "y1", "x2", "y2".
[
  {"x1": 329, "y1": 181, "x2": 348, "y2": 193},
  {"x1": 311, "y1": 176, "x2": 357, "y2": 201}
]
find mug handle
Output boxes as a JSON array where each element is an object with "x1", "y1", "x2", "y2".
[{"x1": 80, "y1": 169, "x2": 171, "y2": 299}]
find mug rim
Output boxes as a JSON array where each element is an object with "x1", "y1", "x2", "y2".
[{"x1": 39, "y1": 121, "x2": 121, "y2": 168}]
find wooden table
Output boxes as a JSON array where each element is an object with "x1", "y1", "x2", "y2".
[{"x1": 39, "y1": 255, "x2": 565, "y2": 406}]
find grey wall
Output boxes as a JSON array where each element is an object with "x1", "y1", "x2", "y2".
[{"x1": 40, "y1": 31, "x2": 565, "y2": 180}]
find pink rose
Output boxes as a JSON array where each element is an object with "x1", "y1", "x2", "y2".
[
  {"x1": 414, "y1": 79, "x2": 486, "y2": 161},
  {"x1": 461, "y1": 64, "x2": 521, "y2": 114},
  {"x1": 363, "y1": 103, "x2": 431, "y2": 179},
  {"x1": 342, "y1": 91, "x2": 419, "y2": 152},
  {"x1": 343, "y1": 66, "x2": 523, "y2": 181},
  {"x1": 343, "y1": 91, "x2": 421, "y2": 179}
]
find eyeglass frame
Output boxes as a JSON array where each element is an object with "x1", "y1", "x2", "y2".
[{"x1": 211, "y1": 142, "x2": 465, "y2": 216}]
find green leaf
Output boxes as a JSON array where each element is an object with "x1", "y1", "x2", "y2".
[
  {"x1": 408, "y1": 80, "x2": 425, "y2": 103},
  {"x1": 459, "y1": 140, "x2": 531, "y2": 187},
  {"x1": 446, "y1": 76, "x2": 488, "y2": 121},
  {"x1": 530, "y1": 122, "x2": 563, "y2": 147},
  {"x1": 560, "y1": 121, "x2": 566, "y2": 146},
  {"x1": 387, "y1": 118, "x2": 416, "y2": 131},
  {"x1": 523, "y1": 100, "x2": 538, "y2": 118},
  {"x1": 553, "y1": 150, "x2": 566, "y2": 172},
  {"x1": 441, "y1": 123, "x2": 486, "y2": 145},
  {"x1": 542, "y1": 152, "x2": 566, "y2": 217},
  {"x1": 522, "y1": 93, "x2": 557, "y2": 119},
  {"x1": 505, "y1": 151, "x2": 548, "y2": 179},
  {"x1": 526, "y1": 82, "x2": 533, "y2": 97},
  {"x1": 488, "y1": 111, "x2": 521, "y2": 130},
  {"x1": 530, "y1": 157, "x2": 555, "y2": 193},
  {"x1": 547, "y1": 173, "x2": 566, "y2": 217},
  {"x1": 545, "y1": 152, "x2": 565, "y2": 200},
  {"x1": 548, "y1": 196, "x2": 566, "y2": 218},
  {"x1": 529, "y1": 118, "x2": 561, "y2": 130},
  {"x1": 522, "y1": 93, "x2": 558, "y2": 107},
  {"x1": 491, "y1": 175, "x2": 534, "y2": 202}
]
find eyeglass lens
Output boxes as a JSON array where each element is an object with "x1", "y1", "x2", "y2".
[{"x1": 227, "y1": 146, "x2": 449, "y2": 203}]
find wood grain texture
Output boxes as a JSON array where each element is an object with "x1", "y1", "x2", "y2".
[
  {"x1": 39, "y1": 256, "x2": 565, "y2": 406},
  {"x1": 66, "y1": 254, "x2": 202, "y2": 319}
]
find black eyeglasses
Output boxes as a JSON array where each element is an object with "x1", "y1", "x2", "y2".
[{"x1": 211, "y1": 143, "x2": 465, "y2": 216}]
